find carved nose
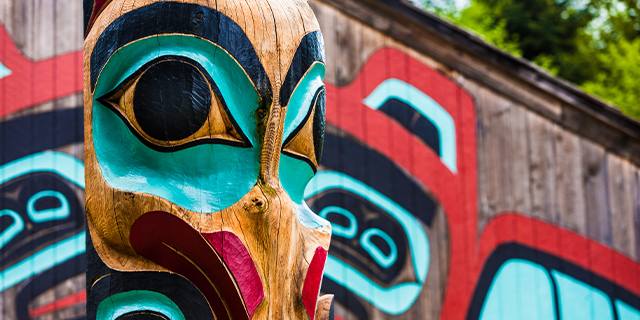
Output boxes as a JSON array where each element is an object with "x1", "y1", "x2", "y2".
[{"x1": 258, "y1": 101, "x2": 285, "y2": 187}]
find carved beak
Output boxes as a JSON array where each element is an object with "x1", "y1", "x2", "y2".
[{"x1": 129, "y1": 211, "x2": 264, "y2": 319}]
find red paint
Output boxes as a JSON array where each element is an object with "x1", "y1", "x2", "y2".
[
  {"x1": 130, "y1": 211, "x2": 249, "y2": 320},
  {"x1": 302, "y1": 247, "x2": 328, "y2": 320},
  {"x1": 28, "y1": 290, "x2": 86, "y2": 318},
  {"x1": 203, "y1": 231, "x2": 264, "y2": 317},
  {"x1": 325, "y1": 47, "x2": 640, "y2": 319},
  {"x1": 0, "y1": 26, "x2": 82, "y2": 117},
  {"x1": 86, "y1": 0, "x2": 112, "y2": 33}
]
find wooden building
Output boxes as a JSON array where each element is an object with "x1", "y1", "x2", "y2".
[{"x1": 0, "y1": 0, "x2": 638, "y2": 319}]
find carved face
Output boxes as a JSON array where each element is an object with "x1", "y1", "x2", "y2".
[{"x1": 84, "y1": 1, "x2": 331, "y2": 319}]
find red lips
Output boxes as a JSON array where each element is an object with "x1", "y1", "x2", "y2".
[{"x1": 130, "y1": 211, "x2": 264, "y2": 319}]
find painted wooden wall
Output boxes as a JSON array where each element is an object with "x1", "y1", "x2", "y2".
[{"x1": 0, "y1": 0, "x2": 639, "y2": 319}]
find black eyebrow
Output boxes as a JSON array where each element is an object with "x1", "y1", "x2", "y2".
[
  {"x1": 90, "y1": 2, "x2": 271, "y2": 104},
  {"x1": 279, "y1": 31, "x2": 326, "y2": 106}
]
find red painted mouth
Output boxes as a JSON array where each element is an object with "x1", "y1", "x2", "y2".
[{"x1": 130, "y1": 211, "x2": 264, "y2": 319}]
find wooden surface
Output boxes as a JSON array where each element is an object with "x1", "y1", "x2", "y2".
[
  {"x1": 0, "y1": 0, "x2": 638, "y2": 319},
  {"x1": 310, "y1": 0, "x2": 640, "y2": 319},
  {"x1": 0, "y1": 1, "x2": 85, "y2": 320}
]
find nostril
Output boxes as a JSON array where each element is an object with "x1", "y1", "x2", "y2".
[{"x1": 252, "y1": 197, "x2": 265, "y2": 208}]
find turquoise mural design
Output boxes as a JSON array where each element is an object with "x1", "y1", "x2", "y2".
[
  {"x1": 479, "y1": 258, "x2": 640, "y2": 320},
  {"x1": 363, "y1": 78, "x2": 457, "y2": 173},
  {"x1": 0, "y1": 62, "x2": 11, "y2": 79},
  {"x1": 305, "y1": 170, "x2": 430, "y2": 315},
  {"x1": 0, "y1": 151, "x2": 85, "y2": 292}
]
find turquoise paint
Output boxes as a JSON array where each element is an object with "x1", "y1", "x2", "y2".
[
  {"x1": 93, "y1": 35, "x2": 261, "y2": 213},
  {"x1": 480, "y1": 258, "x2": 632, "y2": 320},
  {"x1": 94, "y1": 35, "x2": 260, "y2": 145},
  {"x1": 280, "y1": 154, "x2": 315, "y2": 204},
  {"x1": 94, "y1": 106, "x2": 259, "y2": 213},
  {"x1": 553, "y1": 270, "x2": 614, "y2": 320},
  {"x1": 27, "y1": 190, "x2": 70, "y2": 223},
  {"x1": 96, "y1": 290, "x2": 185, "y2": 320},
  {"x1": 0, "y1": 151, "x2": 84, "y2": 187},
  {"x1": 279, "y1": 62, "x2": 325, "y2": 204},
  {"x1": 360, "y1": 228, "x2": 398, "y2": 268},
  {"x1": 0, "y1": 62, "x2": 11, "y2": 79},
  {"x1": 0, "y1": 151, "x2": 85, "y2": 292},
  {"x1": 325, "y1": 255, "x2": 423, "y2": 315},
  {"x1": 282, "y1": 62, "x2": 325, "y2": 140},
  {"x1": 363, "y1": 78, "x2": 457, "y2": 173},
  {"x1": 617, "y1": 300, "x2": 640, "y2": 320},
  {"x1": 319, "y1": 206, "x2": 358, "y2": 239},
  {"x1": 296, "y1": 202, "x2": 331, "y2": 230},
  {"x1": 0, "y1": 210, "x2": 24, "y2": 250},
  {"x1": 479, "y1": 259, "x2": 556, "y2": 320},
  {"x1": 304, "y1": 170, "x2": 429, "y2": 315},
  {"x1": 0, "y1": 231, "x2": 85, "y2": 292}
]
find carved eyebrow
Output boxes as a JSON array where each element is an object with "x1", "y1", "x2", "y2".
[
  {"x1": 90, "y1": 2, "x2": 271, "y2": 103},
  {"x1": 280, "y1": 31, "x2": 326, "y2": 106}
]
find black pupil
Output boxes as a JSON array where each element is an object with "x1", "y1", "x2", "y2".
[{"x1": 134, "y1": 59, "x2": 211, "y2": 141}]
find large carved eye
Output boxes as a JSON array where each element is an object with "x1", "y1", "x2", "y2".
[
  {"x1": 282, "y1": 86, "x2": 326, "y2": 170},
  {"x1": 98, "y1": 56, "x2": 247, "y2": 150},
  {"x1": 134, "y1": 59, "x2": 210, "y2": 141}
]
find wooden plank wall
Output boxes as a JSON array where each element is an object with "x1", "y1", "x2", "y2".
[
  {"x1": 310, "y1": 0, "x2": 640, "y2": 319},
  {"x1": 0, "y1": 1, "x2": 85, "y2": 319},
  {"x1": 0, "y1": 0, "x2": 638, "y2": 319}
]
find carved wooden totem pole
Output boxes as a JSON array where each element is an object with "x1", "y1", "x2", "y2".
[{"x1": 84, "y1": 0, "x2": 332, "y2": 318}]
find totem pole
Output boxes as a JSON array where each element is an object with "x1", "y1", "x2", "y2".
[{"x1": 83, "y1": 1, "x2": 332, "y2": 319}]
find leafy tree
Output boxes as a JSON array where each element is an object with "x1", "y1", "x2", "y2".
[
  {"x1": 446, "y1": 2, "x2": 522, "y2": 57},
  {"x1": 582, "y1": 38, "x2": 640, "y2": 119},
  {"x1": 421, "y1": 0, "x2": 640, "y2": 120}
]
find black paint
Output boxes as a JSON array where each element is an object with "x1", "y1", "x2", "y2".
[
  {"x1": 98, "y1": 56, "x2": 251, "y2": 151},
  {"x1": 323, "y1": 279, "x2": 369, "y2": 320},
  {"x1": 15, "y1": 258, "x2": 86, "y2": 320},
  {"x1": 310, "y1": 190, "x2": 409, "y2": 283},
  {"x1": 133, "y1": 59, "x2": 210, "y2": 141},
  {"x1": 280, "y1": 31, "x2": 325, "y2": 106},
  {"x1": 90, "y1": 2, "x2": 271, "y2": 106},
  {"x1": 0, "y1": 108, "x2": 83, "y2": 164},
  {"x1": 320, "y1": 127, "x2": 438, "y2": 226},
  {"x1": 310, "y1": 128, "x2": 442, "y2": 320},
  {"x1": 117, "y1": 311, "x2": 170, "y2": 320},
  {"x1": 313, "y1": 89, "x2": 327, "y2": 162},
  {"x1": 83, "y1": 0, "x2": 94, "y2": 33},
  {"x1": 86, "y1": 237, "x2": 214, "y2": 320},
  {"x1": 282, "y1": 87, "x2": 326, "y2": 170},
  {"x1": 0, "y1": 172, "x2": 84, "y2": 267},
  {"x1": 0, "y1": 109, "x2": 85, "y2": 320},
  {"x1": 379, "y1": 98, "x2": 441, "y2": 158},
  {"x1": 467, "y1": 243, "x2": 640, "y2": 320}
]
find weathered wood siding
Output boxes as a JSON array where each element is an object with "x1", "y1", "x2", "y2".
[
  {"x1": 309, "y1": 1, "x2": 640, "y2": 319},
  {"x1": 0, "y1": 0, "x2": 639, "y2": 319},
  {"x1": 0, "y1": 1, "x2": 84, "y2": 320}
]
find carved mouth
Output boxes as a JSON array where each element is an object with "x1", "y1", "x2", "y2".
[{"x1": 130, "y1": 211, "x2": 264, "y2": 319}]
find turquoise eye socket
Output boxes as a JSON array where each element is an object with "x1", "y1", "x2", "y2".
[
  {"x1": 280, "y1": 62, "x2": 326, "y2": 204},
  {"x1": 92, "y1": 35, "x2": 262, "y2": 213}
]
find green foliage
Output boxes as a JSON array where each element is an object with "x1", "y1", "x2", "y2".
[
  {"x1": 582, "y1": 38, "x2": 640, "y2": 119},
  {"x1": 446, "y1": 2, "x2": 522, "y2": 57},
  {"x1": 422, "y1": 0, "x2": 640, "y2": 120}
]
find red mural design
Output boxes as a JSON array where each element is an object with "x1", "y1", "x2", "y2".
[
  {"x1": 324, "y1": 47, "x2": 640, "y2": 319},
  {"x1": 0, "y1": 25, "x2": 82, "y2": 117}
]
